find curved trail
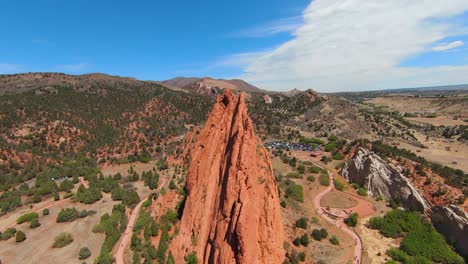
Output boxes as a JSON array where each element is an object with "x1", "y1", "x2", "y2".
[
  {"x1": 114, "y1": 178, "x2": 166, "y2": 264},
  {"x1": 115, "y1": 196, "x2": 147, "y2": 264},
  {"x1": 313, "y1": 171, "x2": 363, "y2": 264}
]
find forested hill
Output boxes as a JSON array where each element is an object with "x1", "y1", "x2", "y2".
[{"x1": 0, "y1": 73, "x2": 212, "y2": 191}]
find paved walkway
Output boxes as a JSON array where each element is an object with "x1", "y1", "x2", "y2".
[{"x1": 313, "y1": 171, "x2": 363, "y2": 264}]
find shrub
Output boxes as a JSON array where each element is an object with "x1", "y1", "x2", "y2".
[
  {"x1": 15, "y1": 230, "x2": 26, "y2": 242},
  {"x1": 311, "y1": 217, "x2": 319, "y2": 224},
  {"x1": 0, "y1": 227, "x2": 16, "y2": 240},
  {"x1": 334, "y1": 180, "x2": 344, "y2": 191},
  {"x1": 79, "y1": 247, "x2": 91, "y2": 260},
  {"x1": 332, "y1": 152, "x2": 344, "y2": 160},
  {"x1": 357, "y1": 187, "x2": 368, "y2": 196},
  {"x1": 293, "y1": 237, "x2": 301, "y2": 246},
  {"x1": 319, "y1": 174, "x2": 330, "y2": 186},
  {"x1": 30, "y1": 218, "x2": 41, "y2": 229},
  {"x1": 297, "y1": 165, "x2": 305, "y2": 174},
  {"x1": 43, "y1": 208, "x2": 50, "y2": 215},
  {"x1": 59, "y1": 180, "x2": 74, "y2": 192},
  {"x1": 52, "y1": 232, "x2": 74, "y2": 248},
  {"x1": 17, "y1": 212, "x2": 39, "y2": 224},
  {"x1": 57, "y1": 208, "x2": 80, "y2": 222},
  {"x1": 286, "y1": 172, "x2": 301, "y2": 179},
  {"x1": 311, "y1": 228, "x2": 328, "y2": 241},
  {"x1": 309, "y1": 166, "x2": 321, "y2": 173},
  {"x1": 329, "y1": 235, "x2": 339, "y2": 245},
  {"x1": 280, "y1": 200, "x2": 287, "y2": 208},
  {"x1": 186, "y1": 252, "x2": 198, "y2": 264},
  {"x1": 306, "y1": 175, "x2": 315, "y2": 182},
  {"x1": 53, "y1": 192, "x2": 60, "y2": 201},
  {"x1": 344, "y1": 213, "x2": 358, "y2": 227},
  {"x1": 299, "y1": 233, "x2": 309, "y2": 246},
  {"x1": 285, "y1": 184, "x2": 304, "y2": 202},
  {"x1": 169, "y1": 180, "x2": 176, "y2": 190},
  {"x1": 295, "y1": 217, "x2": 308, "y2": 229}
]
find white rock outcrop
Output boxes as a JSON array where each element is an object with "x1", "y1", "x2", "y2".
[{"x1": 342, "y1": 147, "x2": 430, "y2": 212}]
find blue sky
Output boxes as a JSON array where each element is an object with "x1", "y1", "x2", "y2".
[
  {"x1": 0, "y1": 0, "x2": 308, "y2": 79},
  {"x1": 1, "y1": 0, "x2": 468, "y2": 91}
]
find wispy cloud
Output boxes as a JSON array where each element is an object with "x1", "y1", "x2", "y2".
[
  {"x1": 237, "y1": 0, "x2": 468, "y2": 91},
  {"x1": 432, "y1": 40, "x2": 464, "y2": 51},
  {"x1": 0, "y1": 63, "x2": 23, "y2": 74},
  {"x1": 56, "y1": 63, "x2": 88, "y2": 73},
  {"x1": 229, "y1": 16, "x2": 302, "y2": 38}
]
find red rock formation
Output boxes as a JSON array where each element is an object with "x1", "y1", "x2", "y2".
[{"x1": 170, "y1": 89, "x2": 284, "y2": 263}]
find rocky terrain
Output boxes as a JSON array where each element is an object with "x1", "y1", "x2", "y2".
[
  {"x1": 342, "y1": 144, "x2": 467, "y2": 258},
  {"x1": 170, "y1": 90, "x2": 284, "y2": 263},
  {"x1": 431, "y1": 205, "x2": 468, "y2": 259},
  {"x1": 342, "y1": 147, "x2": 430, "y2": 212}
]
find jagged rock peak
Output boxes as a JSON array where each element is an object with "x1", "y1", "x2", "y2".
[{"x1": 170, "y1": 89, "x2": 285, "y2": 263}]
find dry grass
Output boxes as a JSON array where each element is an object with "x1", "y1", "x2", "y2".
[
  {"x1": 396, "y1": 131, "x2": 468, "y2": 172},
  {"x1": 321, "y1": 191, "x2": 358, "y2": 209}
]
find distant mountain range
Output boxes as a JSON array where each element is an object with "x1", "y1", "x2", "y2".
[{"x1": 161, "y1": 77, "x2": 261, "y2": 96}]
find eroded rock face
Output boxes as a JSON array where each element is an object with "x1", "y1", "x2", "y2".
[
  {"x1": 170, "y1": 89, "x2": 285, "y2": 263},
  {"x1": 431, "y1": 205, "x2": 468, "y2": 259},
  {"x1": 342, "y1": 147, "x2": 430, "y2": 212}
]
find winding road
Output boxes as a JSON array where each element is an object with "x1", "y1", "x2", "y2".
[{"x1": 313, "y1": 171, "x2": 363, "y2": 264}]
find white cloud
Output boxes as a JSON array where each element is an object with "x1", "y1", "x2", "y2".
[
  {"x1": 238, "y1": 0, "x2": 468, "y2": 92},
  {"x1": 0, "y1": 63, "x2": 23, "y2": 74},
  {"x1": 229, "y1": 16, "x2": 302, "y2": 38},
  {"x1": 432, "y1": 40, "x2": 464, "y2": 51}
]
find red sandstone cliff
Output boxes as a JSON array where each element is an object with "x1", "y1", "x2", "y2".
[{"x1": 170, "y1": 89, "x2": 285, "y2": 263}]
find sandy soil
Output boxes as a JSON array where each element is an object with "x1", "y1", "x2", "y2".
[
  {"x1": 0, "y1": 193, "x2": 118, "y2": 264},
  {"x1": 396, "y1": 131, "x2": 468, "y2": 172}
]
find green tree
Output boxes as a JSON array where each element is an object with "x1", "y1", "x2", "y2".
[
  {"x1": 344, "y1": 213, "x2": 358, "y2": 227},
  {"x1": 79, "y1": 247, "x2": 92, "y2": 260},
  {"x1": 15, "y1": 230, "x2": 26, "y2": 242},
  {"x1": 329, "y1": 235, "x2": 339, "y2": 245},
  {"x1": 59, "y1": 179, "x2": 74, "y2": 192},
  {"x1": 30, "y1": 218, "x2": 41, "y2": 229},
  {"x1": 295, "y1": 217, "x2": 308, "y2": 229}
]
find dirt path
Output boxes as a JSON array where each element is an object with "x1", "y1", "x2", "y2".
[
  {"x1": 314, "y1": 171, "x2": 363, "y2": 264},
  {"x1": 115, "y1": 196, "x2": 147, "y2": 264},
  {"x1": 114, "y1": 178, "x2": 167, "y2": 264},
  {"x1": 79, "y1": 177, "x2": 89, "y2": 188}
]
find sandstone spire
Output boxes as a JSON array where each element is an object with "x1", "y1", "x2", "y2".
[{"x1": 170, "y1": 89, "x2": 285, "y2": 263}]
